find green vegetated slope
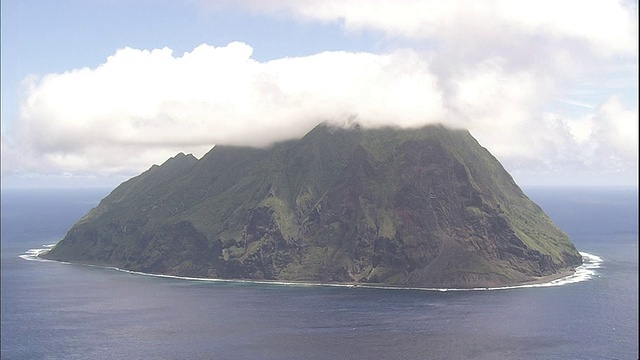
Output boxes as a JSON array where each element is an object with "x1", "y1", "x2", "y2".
[{"x1": 44, "y1": 123, "x2": 582, "y2": 288}]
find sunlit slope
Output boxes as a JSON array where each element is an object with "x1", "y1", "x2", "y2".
[{"x1": 44, "y1": 123, "x2": 582, "y2": 288}]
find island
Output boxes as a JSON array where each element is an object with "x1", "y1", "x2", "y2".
[{"x1": 42, "y1": 123, "x2": 583, "y2": 288}]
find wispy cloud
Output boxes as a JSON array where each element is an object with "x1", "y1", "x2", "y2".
[{"x1": 559, "y1": 99, "x2": 595, "y2": 109}]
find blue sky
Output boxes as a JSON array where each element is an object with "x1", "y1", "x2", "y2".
[{"x1": 1, "y1": 0, "x2": 638, "y2": 188}]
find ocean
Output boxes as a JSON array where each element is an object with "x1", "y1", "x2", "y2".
[{"x1": 1, "y1": 186, "x2": 637, "y2": 359}]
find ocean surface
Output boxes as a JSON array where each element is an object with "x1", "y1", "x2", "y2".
[{"x1": 1, "y1": 186, "x2": 637, "y2": 360}]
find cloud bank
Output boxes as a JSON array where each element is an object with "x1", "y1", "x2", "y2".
[{"x1": 2, "y1": 0, "x2": 637, "y2": 186}]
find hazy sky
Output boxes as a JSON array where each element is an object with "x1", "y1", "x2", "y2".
[{"x1": 1, "y1": 0, "x2": 638, "y2": 188}]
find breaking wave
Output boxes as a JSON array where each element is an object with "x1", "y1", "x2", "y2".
[
  {"x1": 22, "y1": 247, "x2": 601, "y2": 292},
  {"x1": 19, "y1": 244, "x2": 57, "y2": 262}
]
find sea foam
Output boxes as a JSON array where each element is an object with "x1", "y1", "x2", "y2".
[
  {"x1": 22, "y1": 247, "x2": 602, "y2": 292},
  {"x1": 19, "y1": 244, "x2": 58, "y2": 262}
]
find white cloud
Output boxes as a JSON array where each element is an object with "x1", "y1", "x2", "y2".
[
  {"x1": 3, "y1": 0, "x2": 637, "y2": 187},
  {"x1": 4, "y1": 43, "x2": 450, "y2": 180},
  {"x1": 505, "y1": 96, "x2": 638, "y2": 179},
  {"x1": 229, "y1": 0, "x2": 637, "y2": 57},
  {"x1": 592, "y1": 96, "x2": 639, "y2": 161}
]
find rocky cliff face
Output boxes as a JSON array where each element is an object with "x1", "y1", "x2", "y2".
[{"x1": 43, "y1": 123, "x2": 582, "y2": 288}]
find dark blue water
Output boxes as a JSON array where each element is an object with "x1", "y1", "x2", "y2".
[{"x1": 1, "y1": 187, "x2": 638, "y2": 360}]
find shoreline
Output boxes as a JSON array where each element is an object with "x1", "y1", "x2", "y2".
[
  {"x1": 508, "y1": 269, "x2": 576, "y2": 286},
  {"x1": 29, "y1": 248, "x2": 599, "y2": 292}
]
